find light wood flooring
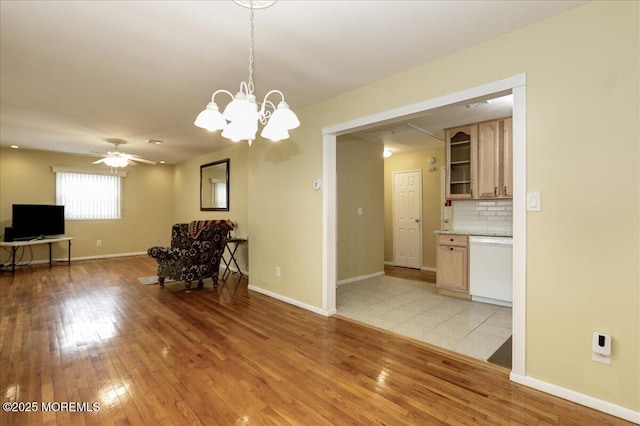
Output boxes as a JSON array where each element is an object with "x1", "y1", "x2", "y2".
[
  {"x1": 0, "y1": 256, "x2": 633, "y2": 425},
  {"x1": 337, "y1": 270, "x2": 512, "y2": 363}
]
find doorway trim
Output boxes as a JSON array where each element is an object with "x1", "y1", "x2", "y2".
[{"x1": 322, "y1": 74, "x2": 527, "y2": 377}]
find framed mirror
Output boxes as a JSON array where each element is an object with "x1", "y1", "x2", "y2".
[{"x1": 200, "y1": 159, "x2": 230, "y2": 211}]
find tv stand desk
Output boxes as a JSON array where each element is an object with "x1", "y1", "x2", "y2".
[{"x1": 0, "y1": 237, "x2": 73, "y2": 274}]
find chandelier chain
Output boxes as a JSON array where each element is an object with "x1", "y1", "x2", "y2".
[{"x1": 247, "y1": 2, "x2": 255, "y2": 95}]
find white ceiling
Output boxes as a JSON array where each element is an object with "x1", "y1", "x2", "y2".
[{"x1": 0, "y1": 1, "x2": 586, "y2": 164}]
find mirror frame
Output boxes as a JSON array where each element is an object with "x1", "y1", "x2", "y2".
[{"x1": 200, "y1": 158, "x2": 230, "y2": 211}]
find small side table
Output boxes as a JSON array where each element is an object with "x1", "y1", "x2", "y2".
[{"x1": 222, "y1": 237, "x2": 247, "y2": 280}]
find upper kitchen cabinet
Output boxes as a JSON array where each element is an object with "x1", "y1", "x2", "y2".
[
  {"x1": 477, "y1": 120, "x2": 501, "y2": 198},
  {"x1": 445, "y1": 125, "x2": 477, "y2": 199},
  {"x1": 502, "y1": 118, "x2": 513, "y2": 197},
  {"x1": 445, "y1": 117, "x2": 512, "y2": 200}
]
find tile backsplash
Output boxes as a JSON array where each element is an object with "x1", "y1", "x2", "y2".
[{"x1": 452, "y1": 200, "x2": 513, "y2": 233}]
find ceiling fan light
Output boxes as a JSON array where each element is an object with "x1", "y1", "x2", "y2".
[
  {"x1": 103, "y1": 156, "x2": 129, "y2": 168},
  {"x1": 194, "y1": 102, "x2": 227, "y2": 132}
]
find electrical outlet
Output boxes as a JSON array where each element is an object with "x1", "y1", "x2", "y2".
[
  {"x1": 592, "y1": 332, "x2": 612, "y2": 365},
  {"x1": 275, "y1": 266, "x2": 281, "y2": 277},
  {"x1": 96, "y1": 240, "x2": 102, "y2": 247},
  {"x1": 592, "y1": 352, "x2": 611, "y2": 365}
]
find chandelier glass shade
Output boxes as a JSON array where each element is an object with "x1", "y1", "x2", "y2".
[{"x1": 194, "y1": 1, "x2": 299, "y2": 145}]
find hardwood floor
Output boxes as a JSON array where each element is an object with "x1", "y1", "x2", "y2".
[
  {"x1": 384, "y1": 264, "x2": 437, "y2": 284},
  {"x1": 0, "y1": 256, "x2": 632, "y2": 425}
]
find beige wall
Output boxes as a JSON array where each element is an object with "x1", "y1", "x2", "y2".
[
  {"x1": 383, "y1": 146, "x2": 445, "y2": 270},
  {"x1": 0, "y1": 147, "x2": 174, "y2": 262},
  {"x1": 247, "y1": 122, "x2": 324, "y2": 304},
  {"x1": 337, "y1": 136, "x2": 384, "y2": 281},
  {"x1": 245, "y1": 1, "x2": 639, "y2": 412},
  {"x1": 173, "y1": 144, "x2": 249, "y2": 274}
]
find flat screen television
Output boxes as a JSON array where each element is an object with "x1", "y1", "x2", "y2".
[{"x1": 11, "y1": 204, "x2": 65, "y2": 240}]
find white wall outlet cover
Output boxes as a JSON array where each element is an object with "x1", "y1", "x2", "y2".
[
  {"x1": 526, "y1": 192, "x2": 541, "y2": 211},
  {"x1": 313, "y1": 179, "x2": 322, "y2": 190},
  {"x1": 592, "y1": 332, "x2": 612, "y2": 365}
]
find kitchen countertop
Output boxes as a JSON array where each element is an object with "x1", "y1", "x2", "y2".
[{"x1": 435, "y1": 230, "x2": 513, "y2": 238}]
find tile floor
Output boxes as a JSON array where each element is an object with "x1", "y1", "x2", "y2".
[{"x1": 336, "y1": 274, "x2": 512, "y2": 363}]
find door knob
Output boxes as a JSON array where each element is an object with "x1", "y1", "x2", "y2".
[{"x1": 414, "y1": 219, "x2": 420, "y2": 223}]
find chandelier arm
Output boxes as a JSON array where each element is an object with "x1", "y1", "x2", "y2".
[
  {"x1": 262, "y1": 89, "x2": 286, "y2": 103},
  {"x1": 258, "y1": 99, "x2": 277, "y2": 124},
  {"x1": 210, "y1": 89, "x2": 235, "y2": 102},
  {"x1": 238, "y1": 81, "x2": 250, "y2": 95}
]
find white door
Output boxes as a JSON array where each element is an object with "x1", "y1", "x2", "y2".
[{"x1": 393, "y1": 170, "x2": 422, "y2": 269}]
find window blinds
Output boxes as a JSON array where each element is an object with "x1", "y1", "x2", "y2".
[{"x1": 55, "y1": 172, "x2": 121, "y2": 220}]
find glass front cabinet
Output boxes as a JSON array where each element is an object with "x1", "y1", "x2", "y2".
[{"x1": 445, "y1": 125, "x2": 477, "y2": 199}]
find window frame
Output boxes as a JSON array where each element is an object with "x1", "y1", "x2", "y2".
[{"x1": 52, "y1": 167, "x2": 126, "y2": 221}]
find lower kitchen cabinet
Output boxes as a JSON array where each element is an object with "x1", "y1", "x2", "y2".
[{"x1": 436, "y1": 234, "x2": 470, "y2": 299}]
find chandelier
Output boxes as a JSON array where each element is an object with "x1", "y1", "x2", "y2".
[{"x1": 194, "y1": 0, "x2": 299, "y2": 146}]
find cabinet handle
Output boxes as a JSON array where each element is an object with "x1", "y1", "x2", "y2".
[
  {"x1": 504, "y1": 185, "x2": 507, "y2": 195},
  {"x1": 450, "y1": 238, "x2": 454, "y2": 242},
  {"x1": 494, "y1": 186, "x2": 497, "y2": 196},
  {"x1": 450, "y1": 247, "x2": 453, "y2": 251},
  {"x1": 470, "y1": 187, "x2": 473, "y2": 197}
]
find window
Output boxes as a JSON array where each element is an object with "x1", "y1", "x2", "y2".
[
  {"x1": 54, "y1": 170, "x2": 123, "y2": 220},
  {"x1": 214, "y1": 181, "x2": 227, "y2": 209}
]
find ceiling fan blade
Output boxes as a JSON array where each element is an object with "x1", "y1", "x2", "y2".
[
  {"x1": 129, "y1": 157, "x2": 156, "y2": 165},
  {"x1": 93, "y1": 158, "x2": 107, "y2": 164}
]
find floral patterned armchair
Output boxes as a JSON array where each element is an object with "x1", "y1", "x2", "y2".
[{"x1": 147, "y1": 220, "x2": 234, "y2": 291}]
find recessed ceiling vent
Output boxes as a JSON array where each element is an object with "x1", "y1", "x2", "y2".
[{"x1": 465, "y1": 100, "x2": 491, "y2": 109}]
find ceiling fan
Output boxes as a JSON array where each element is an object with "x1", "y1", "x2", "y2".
[{"x1": 93, "y1": 139, "x2": 156, "y2": 168}]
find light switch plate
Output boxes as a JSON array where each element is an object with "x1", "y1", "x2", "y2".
[{"x1": 527, "y1": 192, "x2": 541, "y2": 211}]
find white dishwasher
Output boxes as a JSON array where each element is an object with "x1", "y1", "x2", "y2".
[{"x1": 469, "y1": 236, "x2": 513, "y2": 307}]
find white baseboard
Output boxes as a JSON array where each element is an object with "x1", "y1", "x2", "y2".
[
  {"x1": 5, "y1": 251, "x2": 148, "y2": 266},
  {"x1": 6, "y1": 253, "x2": 251, "y2": 278},
  {"x1": 220, "y1": 265, "x2": 249, "y2": 276},
  {"x1": 247, "y1": 284, "x2": 333, "y2": 317},
  {"x1": 510, "y1": 372, "x2": 640, "y2": 424},
  {"x1": 337, "y1": 271, "x2": 384, "y2": 286},
  {"x1": 71, "y1": 251, "x2": 148, "y2": 262}
]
